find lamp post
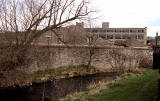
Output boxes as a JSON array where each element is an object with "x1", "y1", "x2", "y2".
[
  {"x1": 157, "y1": 32, "x2": 160, "y2": 101},
  {"x1": 153, "y1": 32, "x2": 160, "y2": 100}
]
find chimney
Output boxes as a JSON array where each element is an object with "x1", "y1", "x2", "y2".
[{"x1": 102, "y1": 22, "x2": 109, "y2": 28}]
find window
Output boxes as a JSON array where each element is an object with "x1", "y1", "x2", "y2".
[
  {"x1": 130, "y1": 30, "x2": 138, "y2": 32},
  {"x1": 115, "y1": 35, "x2": 122, "y2": 39},
  {"x1": 107, "y1": 30, "x2": 110, "y2": 32},
  {"x1": 116, "y1": 30, "x2": 121, "y2": 32},
  {"x1": 122, "y1": 30, "x2": 129, "y2": 32},
  {"x1": 107, "y1": 35, "x2": 113, "y2": 39},
  {"x1": 92, "y1": 30, "x2": 98, "y2": 33},
  {"x1": 99, "y1": 34, "x2": 106, "y2": 39},
  {"x1": 138, "y1": 35, "x2": 144, "y2": 39},
  {"x1": 131, "y1": 35, "x2": 138, "y2": 39},
  {"x1": 100, "y1": 30, "x2": 106, "y2": 32},
  {"x1": 138, "y1": 30, "x2": 144, "y2": 33},
  {"x1": 111, "y1": 30, "x2": 114, "y2": 32},
  {"x1": 122, "y1": 35, "x2": 130, "y2": 39},
  {"x1": 106, "y1": 30, "x2": 114, "y2": 32},
  {"x1": 130, "y1": 30, "x2": 137, "y2": 32}
]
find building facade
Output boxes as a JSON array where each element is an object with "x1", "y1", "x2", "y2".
[
  {"x1": 81, "y1": 22, "x2": 147, "y2": 46},
  {"x1": 37, "y1": 22, "x2": 147, "y2": 47}
]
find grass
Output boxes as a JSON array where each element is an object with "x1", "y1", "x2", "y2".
[
  {"x1": 29, "y1": 65, "x2": 97, "y2": 83},
  {"x1": 63, "y1": 68, "x2": 158, "y2": 101}
]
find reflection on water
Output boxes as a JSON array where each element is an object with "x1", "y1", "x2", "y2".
[{"x1": 0, "y1": 72, "x2": 117, "y2": 101}]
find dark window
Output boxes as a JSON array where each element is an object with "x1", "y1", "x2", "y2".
[
  {"x1": 107, "y1": 35, "x2": 113, "y2": 39},
  {"x1": 138, "y1": 30, "x2": 144, "y2": 33},
  {"x1": 131, "y1": 35, "x2": 138, "y2": 39},
  {"x1": 130, "y1": 30, "x2": 137, "y2": 32},
  {"x1": 92, "y1": 30, "x2": 98, "y2": 33},
  {"x1": 99, "y1": 34, "x2": 106, "y2": 38},
  {"x1": 123, "y1": 30, "x2": 129, "y2": 32},
  {"x1": 138, "y1": 35, "x2": 144, "y2": 39},
  {"x1": 107, "y1": 30, "x2": 114, "y2": 32},
  {"x1": 132, "y1": 30, "x2": 137, "y2": 32},
  {"x1": 122, "y1": 35, "x2": 130, "y2": 39},
  {"x1": 116, "y1": 30, "x2": 121, "y2": 32},
  {"x1": 115, "y1": 35, "x2": 122, "y2": 39},
  {"x1": 100, "y1": 30, "x2": 106, "y2": 32}
]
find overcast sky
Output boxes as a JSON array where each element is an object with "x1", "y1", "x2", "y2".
[{"x1": 90, "y1": 0, "x2": 160, "y2": 37}]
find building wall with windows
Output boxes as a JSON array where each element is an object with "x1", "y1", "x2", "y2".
[
  {"x1": 36, "y1": 22, "x2": 147, "y2": 46},
  {"x1": 83, "y1": 22, "x2": 147, "y2": 46}
]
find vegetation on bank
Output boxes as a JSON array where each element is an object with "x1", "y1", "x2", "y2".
[
  {"x1": 62, "y1": 68, "x2": 158, "y2": 101},
  {"x1": 0, "y1": 66, "x2": 100, "y2": 88}
]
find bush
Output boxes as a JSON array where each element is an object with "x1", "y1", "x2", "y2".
[{"x1": 139, "y1": 58, "x2": 153, "y2": 68}]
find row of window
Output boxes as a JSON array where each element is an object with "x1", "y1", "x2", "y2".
[
  {"x1": 99, "y1": 34, "x2": 144, "y2": 40},
  {"x1": 89, "y1": 29, "x2": 144, "y2": 33}
]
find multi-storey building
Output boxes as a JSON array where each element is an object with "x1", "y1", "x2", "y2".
[
  {"x1": 76, "y1": 22, "x2": 147, "y2": 46},
  {"x1": 36, "y1": 22, "x2": 147, "y2": 46},
  {"x1": 0, "y1": 22, "x2": 147, "y2": 47}
]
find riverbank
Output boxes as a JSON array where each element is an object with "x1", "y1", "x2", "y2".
[
  {"x1": 61, "y1": 68, "x2": 158, "y2": 101},
  {"x1": 0, "y1": 67, "x2": 118, "y2": 101},
  {"x1": 0, "y1": 66, "x2": 102, "y2": 88}
]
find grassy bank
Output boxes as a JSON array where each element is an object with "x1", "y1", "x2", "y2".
[
  {"x1": 62, "y1": 68, "x2": 158, "y2": 101},
  {"x1": 0, "y1": 66, "x2": 100, "y2": 88}
]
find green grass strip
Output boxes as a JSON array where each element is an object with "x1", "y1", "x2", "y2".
[{"x1": 77, "y1": 69, "x2": 158, "y2": 101}]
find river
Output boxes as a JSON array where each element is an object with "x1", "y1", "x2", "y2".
[{"x1": 0, "y1": 72, "x2": 117, "y2": 101}]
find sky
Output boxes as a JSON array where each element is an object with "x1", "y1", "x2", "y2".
[{"x1": 90, "y1": 0, "x2": 160, "y2": 37}]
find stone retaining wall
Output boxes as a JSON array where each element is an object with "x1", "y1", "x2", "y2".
[{"x1": 25, "y1": 45, "x2": 153, "y2": 72}]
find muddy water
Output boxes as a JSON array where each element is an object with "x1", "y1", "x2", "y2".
[{"x1": 0, "y1": 72, "x2": 117, "y2": 101}]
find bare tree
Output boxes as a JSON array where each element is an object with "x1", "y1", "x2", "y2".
[
  {"x1": 0, "y1": 0, "x2": 95, "y2": 69},
  {"x1": 85, "y1": 20, "x2": 99, "y2": 68},
  {"x1": 64, "y1": 20, "x2": 99, "y2": 68},
  {"x1": 107, "y1": 49, "x2": 127, "y2": 75}
]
